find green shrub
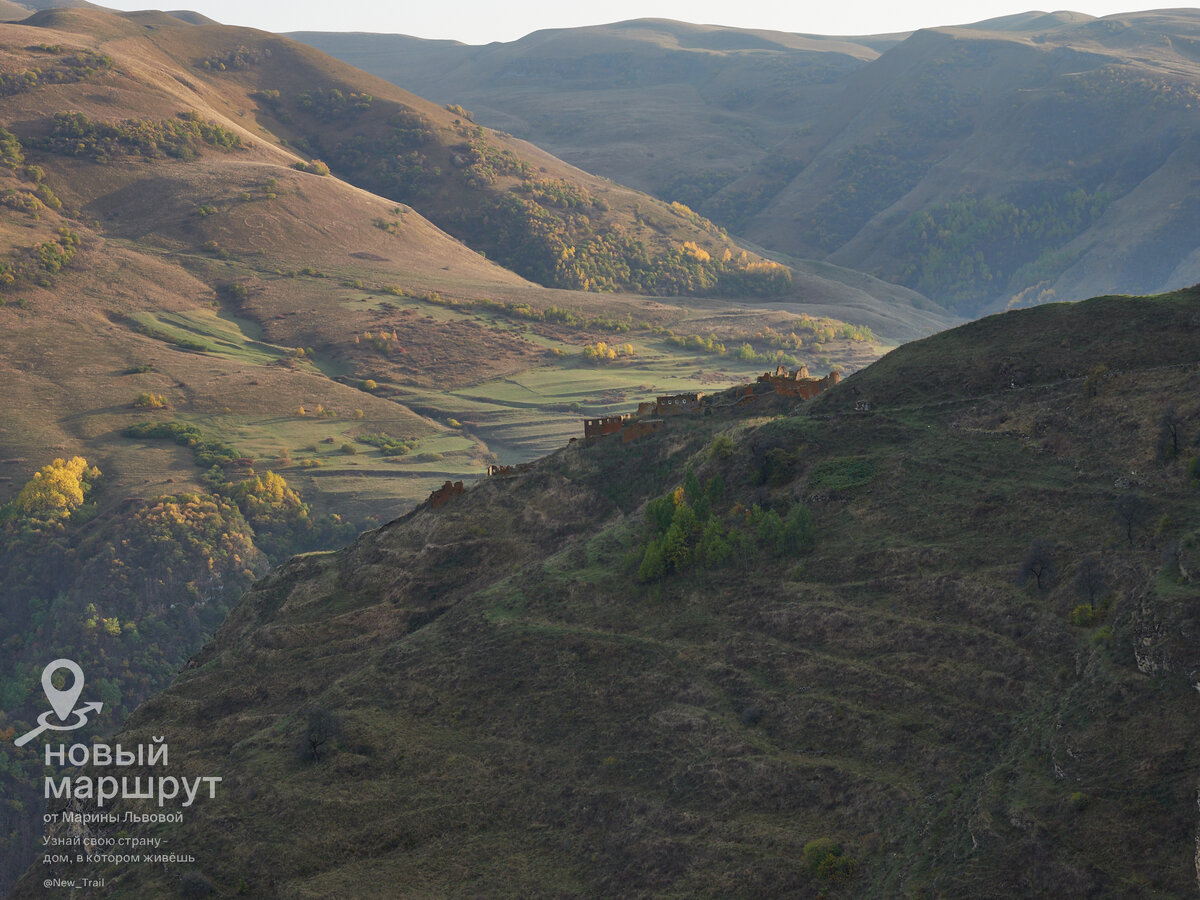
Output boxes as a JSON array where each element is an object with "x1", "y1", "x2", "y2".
[
  {"x1": 298, "y1": 88, "x2": 372, "y2": 117},
  {"x1": 357, "y1": 433, "x2": 417, "y2": 456},
  {"x1": 291, "y1": 159, "x2": 330, "y2": 176},
  {"x1": 802, "y1": 837, "x2": 858, "y2": 885},
  {"x1": 133, "y1": 392, "x2": 167, "y2": 409},
  {"x1": 123, "y1": 421, "x2": 244, "y2": 468},
  {"x1": 199, "y1": 45, "x2": 268, "y2": 71},
  {"x1": 705, "y1": 436, "x2": 734, "y2": 465},
  {"x1": 1069, "y1": 604, "x2": 1096, "y2": 626}
]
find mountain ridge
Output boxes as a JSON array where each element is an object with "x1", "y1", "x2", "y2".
[{"x1": 297, "y1": 9, "x2": 1200, "y2": 312}]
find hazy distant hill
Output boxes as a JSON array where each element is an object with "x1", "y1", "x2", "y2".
[
  {"x1": 294, "y1": 20, "x2": 889, "y2": 220},
  {"x1": 17, "y1": 287, "x2": 1200, "y2": 897},
  {"x1": 299, "y1": 10, "x2": 1200, "y2": 313}
]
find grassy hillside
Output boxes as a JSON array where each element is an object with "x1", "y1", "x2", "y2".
[
  {"x1": 0, "y1": 7, "x2": 902, "y2": 515},
  {"x1": 16, "y1": 287, "x2": 1200, "y2": 896},
  {"x1": 301, "y1": 11, "x2": 1200, "y2": 314},
  {"x1": 293, "y1": 19, "x2": 886, "y2": 204}
]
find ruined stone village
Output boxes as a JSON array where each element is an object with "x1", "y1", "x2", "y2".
[{"x1": 427, "y1": 365, "x2": 841, "y2": 508}]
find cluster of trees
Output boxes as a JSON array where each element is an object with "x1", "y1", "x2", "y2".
[
  {"x1": 667, "y1": 332, "x2": 726, "y2": 355},
  {"x1": 452, "y1": 137, "x2": 531, "y2": 189},
  {"x1": 32, "y1": 227, "x2": 78, "y2": 274},
  {"x1": 123, "y1": 420, "x2": 242, "y2": 468},
  {"x1": 635, "y1": 471, "x2": 815, "y2": 582},
  {"x1": 42, "y1": 111, "x2": 245, "y2": 162},
  {"x1": 897, "y1": 186, "x2": 1111, "y2": 307},
  {"x1": 354, "y1": 329, "x2": 404, "y2": 355},
  {"x1": 734, "y1": 343, "x2": 801, "y2": 368},
  {"x1": 0, "y1": 185, "x2": 56, "y2": 215},
  {"x1": 290, "y1": 158, "x2": 330, "y2": 175},
  {"x1": 392, "y1": 289, "x2": 645, "y2": 334},
  {"x1": 673, "y1": 152, "x2": 804, "y2": 234},
  {"x1": 356, "y1": 433, "x2": 418, "y2": 456},
  {"x1": 667, "y1": 201, "x2": 722, "y2": 235},
  {"x1": 0, "y1": 126, "x2": 22, "y2": 169},
  {"x1": 0, "y1": 462, "x2": 272, "y2": 877},
  {"x1": 581, "y1": 340, "x2": 634, "y2": 363},
  {"x1": 451, "y1": 194, "x2": 791, "y2": 296},
  {"x1": 297, "y1": 88, "x2": 373, "y2": 117},
  {"x1": 0, "y1": 129, "x2": 62, "y2": 224},
  {"x1": 807, "y1": 131, "x2": 930, "y2": 252},
  {"x1": 123, "y1": 421, "x2": 358, "y2": 560},
  {"x1": 133, "y1": 391, "x2": 168, "y2": 409},
  {"x1": 0, "y1": 228, "x2": 79, "y2": 292},
  {"x1": 326, "y1": 110, "x2": 437, "y2": 201},
  {"x1": 517, "y1": 177, "x2": 606, "y2": 211},
  {"x1": 4, "y1": 456, "x2": 99, "y2": 522},
  {"x1": 1067, "y1": 66, "x2": 1200, "y2": 111},
  {"x1": 282, "y1": 86, "x2": 790, "y2": 298},
  {"x1": 0, "y1": 50, "x2": 114, "y2": 97},
  {"x1": 197, "y1": 45, "x2": 269, "y2": 71},
  {"x1": 754, "y1": 319, "x2": 873, "y2": 347}
]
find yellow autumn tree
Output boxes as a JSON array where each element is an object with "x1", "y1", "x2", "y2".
[
  {"x1": 233, "y1": 470, "x2": 301, "y2": 508},
  {"x1": 12, "y1": 456, "x2": 100, "y2": 519}
]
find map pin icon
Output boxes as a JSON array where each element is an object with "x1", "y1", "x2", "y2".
[{"x1": 42, "y1": 659, "x2": 84, "y2": 722}]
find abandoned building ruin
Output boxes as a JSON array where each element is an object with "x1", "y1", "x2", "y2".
[
  {"x1": 428, "y1": 479, "x2": 465, "y2": 508},
  {"x1": 758, "y1": 365, "x2": 841, "y2": 399},
  {"x1": 583, "y1": 413, "x2": 665, "y2": 443},
  {"x1": 438, "y1": 370, "x2": 845, "y2": 513},
  {"x1": 653, "y1": 392, "x2": 705, "y2": 415},
  {"x1": 582, "y1": 393, "x2": 706, "y2": 441},
  {"x1": 582, "y1": 370, "x2": 842, "y2": 444}
]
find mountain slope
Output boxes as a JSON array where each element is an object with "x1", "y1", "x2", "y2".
[
  {"x1": 293, "y1": 19, "x2": 888, "y2": 201},
  {"x1": 18, "y1": 287, "x2": 1200, "y2": 897},
  {"x1": 0, "y1": 7, "x2": 908, "y2": 517},
  {"x1": 0, "y1": 8, "x2": 919, "y2": 890},
  {"x1": 300, "y1": 11, "x2": 1200, "y2": 313}
]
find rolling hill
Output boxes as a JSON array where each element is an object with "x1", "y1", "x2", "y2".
[
  {"x1": 14, "y1": 286, "x2": 1200, "y2": 896},
  {"x1": 299, "y1": 10, "x2": 1200, "y2": 314},
  {"x1": 0, "y1": 5, "x2": 924, "y2": 520}
]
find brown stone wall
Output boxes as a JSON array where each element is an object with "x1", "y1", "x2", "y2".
[
  {"x1": 584, "y1": 415, "x2": 630, "y2": 440},
  {"x1": 757, "y1": 369, "x2": 841, "y2": 400},
  {"x1": 621, "y1": 419, "x2": 664, "y2": 442},
  {"x1": 655, "y1": 393, "x2": 704, "y2": 415},
  {"x1": 429, "y1": 480, "x2": 465, "y2": 508}
]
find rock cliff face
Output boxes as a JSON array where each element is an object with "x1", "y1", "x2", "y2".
[{"x1": 15, "y1": 290, "x2": 1200, "y2": 897}]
